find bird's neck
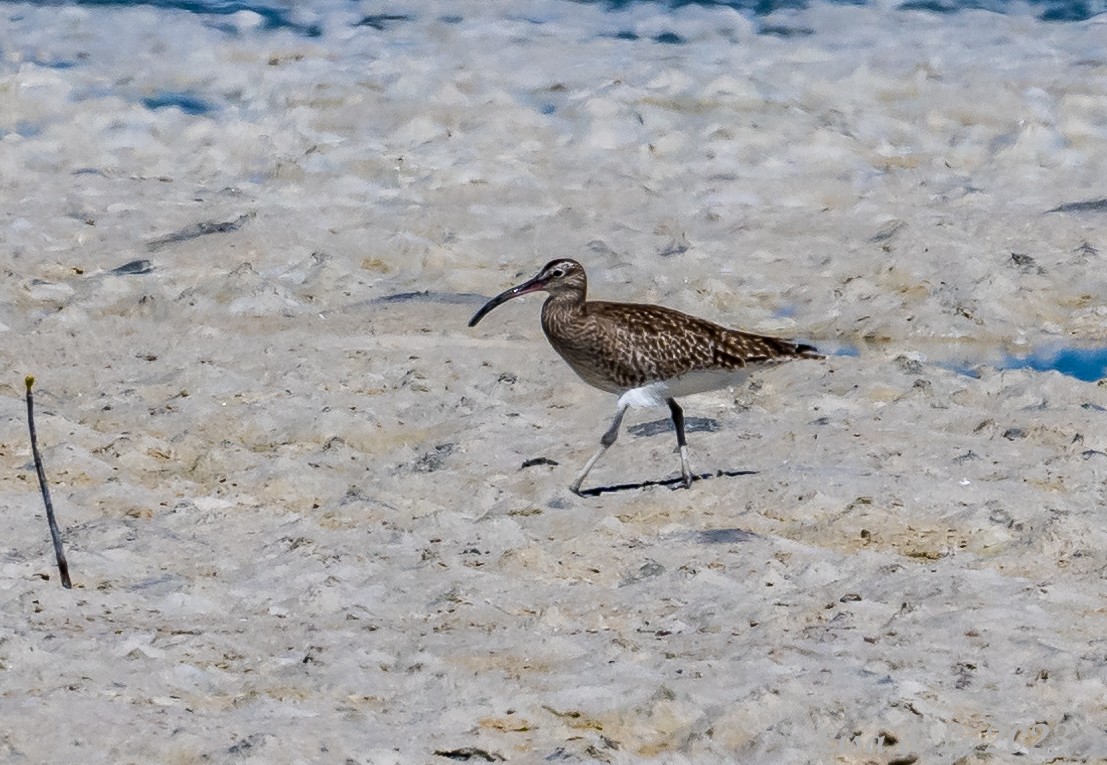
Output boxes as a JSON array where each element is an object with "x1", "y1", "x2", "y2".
[{"x1": 541, "y1": 289, "x2": 586, "y2": 338}]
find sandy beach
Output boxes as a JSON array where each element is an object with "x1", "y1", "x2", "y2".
[{"x1": 2, "y1": 0, "x2": 1107, "y2": 761}]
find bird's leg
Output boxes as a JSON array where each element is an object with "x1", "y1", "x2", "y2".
[
  {"x1": 668, "y1": 398, "x2": 693, "y2": 488},
  {"x1": 569, "y1": 403, "x2": 628, "y2": 495}
]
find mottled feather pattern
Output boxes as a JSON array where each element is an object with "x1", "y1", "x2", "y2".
[
  {"x1": 468, "y1": 257, "x2": 821, "y2": 492},
  {"x1": 542, "y1": 298, "x2": 821, "y2": 392}
]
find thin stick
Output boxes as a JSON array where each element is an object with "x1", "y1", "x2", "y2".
[{"x1": 24, "y1": 376, "x2": 72, "y2": 589}]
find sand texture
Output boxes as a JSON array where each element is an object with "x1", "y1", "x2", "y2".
[{"x1": 2, "y1": 1, "x2": 1107, "y2": 762}]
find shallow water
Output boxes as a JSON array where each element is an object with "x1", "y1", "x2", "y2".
[
  {"x1": 1001, "y1": 344, "x2": 1107, "y2": 381},
  {"x1": 42, "y1": 0, "x2": 325, "y2": 34},
  {"x1": 40, "y1": 0, "x2": 1107, "y2": 24},
  {"x1": 932, "y1": 344, "x2": 1107, "y2": 381}
]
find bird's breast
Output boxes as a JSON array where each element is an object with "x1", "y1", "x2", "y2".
[
  {"x1": 550, "y1": 338, "x2": 627, "y2": 393},
  {"x1": 540, "y1": 308, "x2": 629, "y2": 393}
]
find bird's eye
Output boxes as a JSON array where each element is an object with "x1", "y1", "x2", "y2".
[{"x1": 550, "y1": 268, "x2": 565, "y2": 278}]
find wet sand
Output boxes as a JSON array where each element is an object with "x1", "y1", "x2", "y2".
[{"x1": 2, "y1": 1, "x2": 1107, "y2": 762}]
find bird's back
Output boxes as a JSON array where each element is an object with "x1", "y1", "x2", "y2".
[{"x1": 542, "y1": 299, "x2": 821, "y2": 393}]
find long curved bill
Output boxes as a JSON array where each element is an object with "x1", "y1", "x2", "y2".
[{"x1": 468, "y1": 274, "x2": 547, "y2": 327}]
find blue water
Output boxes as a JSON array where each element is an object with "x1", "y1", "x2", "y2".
[
  {"x1": 1000, "y1": 346, "x2": 1107, "y2": 382},
  {"x1": 141, "y1": 92, "x2": 215, "y2": 116},
  {"x1": 947, "y1": 346, "x2": 1107, "y2": 382},
  {"x1": 592, "y1": 0, "x2": 1105, "y2": 21},
  {"x1": 16, "y1": 0, "x2": 1107, "y2": 34},
  {"x1": 41, "y1": 0, "x2": 324, "y2": 35}
]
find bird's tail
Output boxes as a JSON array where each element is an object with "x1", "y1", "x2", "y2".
[
  {"x1": 715, "y1": 332, "x2": 825, "y2": 368},
  {"x1": 791, "y1": 341, "x2": 824, "y2": 360}
]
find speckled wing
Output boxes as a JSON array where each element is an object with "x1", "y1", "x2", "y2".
[{"x1": 543, "y1": 300, "x2": 820, "y2": 392}]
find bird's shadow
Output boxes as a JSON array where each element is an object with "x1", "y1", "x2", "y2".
[
  {"x1": 627, "y1": 416, "x2": 720, "y2": 438},
  {"x1": 576, "y1": 468, "x2": 757, "y2": 497}
]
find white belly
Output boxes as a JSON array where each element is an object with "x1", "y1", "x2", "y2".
[{"x1": 616, "y1": 368, "x2": 750, "y2": 409}]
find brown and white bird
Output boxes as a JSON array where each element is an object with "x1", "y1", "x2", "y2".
[{"x1": 468, "y1": 259, "x2": 821, "y2": 494}]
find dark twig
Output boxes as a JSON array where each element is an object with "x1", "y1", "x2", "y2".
[{"x1": 24, "y1": 376, "x2": 72, "y2": 589}]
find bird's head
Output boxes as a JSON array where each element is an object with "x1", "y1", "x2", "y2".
[{"x1": 468, "y1": 259, "x2": 586, "y2": 327}]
